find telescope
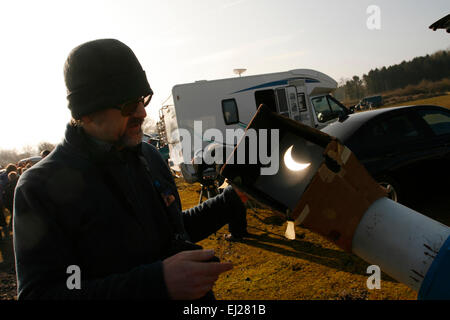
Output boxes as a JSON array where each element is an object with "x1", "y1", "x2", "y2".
[{"x1": 220, "y1": 104, "x2": 450, "y2": 299}]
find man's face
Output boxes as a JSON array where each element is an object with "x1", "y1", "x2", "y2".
[
  {"x1": 83, "y1": 99, "x2": 147, "y2": 148},
  {"x1": 117, "y1": 100, "x2": 148, "y2": 148}
]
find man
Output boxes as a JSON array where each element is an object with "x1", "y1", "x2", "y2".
[
  {"x1": 2, "y1": 171, "x2": 19, "y2": 236},
  {"x1": 0, "y1": 164, "x2": 16, "y2": 187},
  {"x1": 13, "y1": 39, "x2": 248, "y2": 300},
  {"x1": 0, "y1": 164, "x2": 17, "y2": 239}
]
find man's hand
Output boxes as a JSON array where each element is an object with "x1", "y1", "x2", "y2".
[{"x1": 162, "y1": 249, "x2": 233, "y2": 300}]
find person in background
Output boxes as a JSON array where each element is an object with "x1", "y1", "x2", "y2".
[
  {"x1": 2, "y1": 171, "x2": 19, "y2": 236},
  {"x1": 0, "y1": 164, "x2": 16, "y2": 187},
  {"x1": 0, "y1": 164, "x2": 17, "y2": 238},
  {"x1": 2, "y1": 171, "x2": 19, "y2": 238},
  {"x1": 0, "y1": 185, "x2": 5, "y2": 240}
]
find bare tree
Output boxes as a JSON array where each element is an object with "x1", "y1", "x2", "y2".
[
  {"x1": 18, "y1": 145, "x2": 37, "y2": 159},
  {"x1": 142, "y1": 117, "x2": 157, "y2": 134},
  {"x1": 0, "y1": 144, "x2": 42, "y2": 166},
  {"x1": 0, "y1": 149, "x2": 21, "y2": 167}
]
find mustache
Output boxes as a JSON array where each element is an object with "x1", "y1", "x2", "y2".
[{"x1": 127, "y1": 118, "x2": 144, "y2": 127}]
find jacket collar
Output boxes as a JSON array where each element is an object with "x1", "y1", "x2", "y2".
[{"x1": 62, "y1": 123, "x2": 143, "y2": 164}]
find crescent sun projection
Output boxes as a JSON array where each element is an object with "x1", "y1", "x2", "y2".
[{"x1": 283, "y1": 145, "x2": 311, "y2": 171}]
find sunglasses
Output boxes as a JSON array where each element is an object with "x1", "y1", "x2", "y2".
[{"x1": 115, "y1": 94, "x2": 152, "y2": 116}]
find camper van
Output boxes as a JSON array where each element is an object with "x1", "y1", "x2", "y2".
[{"x1": 161, "y1": 69, "x2": 350, "y2": 180}]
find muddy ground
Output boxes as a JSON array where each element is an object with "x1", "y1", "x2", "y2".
[{"x1": 0, "y1": 231, "x2": 16, "y2": 300}]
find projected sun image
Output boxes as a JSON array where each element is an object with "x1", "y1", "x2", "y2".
[{"x1": 283, "y1": 145, "x2": 311, "y2": 171}]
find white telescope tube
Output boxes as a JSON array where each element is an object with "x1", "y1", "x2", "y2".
[{"x1": 352, "y1": 197, "x2": 450, "y2": 291}]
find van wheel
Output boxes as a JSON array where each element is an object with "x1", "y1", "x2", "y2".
[{"x1": 376, "y1": 175, "x2": 400, "y2": 202}]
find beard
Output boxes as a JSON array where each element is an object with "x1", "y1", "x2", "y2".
[{"x1": 117, "y1": 117, "x2": 144, "y2": 148}]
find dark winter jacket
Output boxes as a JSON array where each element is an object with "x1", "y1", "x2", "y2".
[
  {"x1": 0, "y1": 171, "x2": 9, "y2": 204},
  {"x1": 2, "y1": 176, "x2": 18, "y2": 213},
  {"x1": 13, "y1": 124, "x2": 246, "y2": 299}
]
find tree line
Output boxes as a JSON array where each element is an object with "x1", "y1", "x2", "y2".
[
  {"x1": 0, "y1": 142, "x2": 55, "y2": 167},
  {"x1": 336, "y1": 49, "x2": 450, "y2": 102}
]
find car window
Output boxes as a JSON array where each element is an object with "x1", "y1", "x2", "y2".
[
  {"x1": 417, "y1": 109, "x2": 450, "y2": 136},
  {"x1": 364, "y1": 114, "x2": 422, "y2": 146}
]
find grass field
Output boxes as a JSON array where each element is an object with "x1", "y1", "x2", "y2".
[{"x1": 383, "y1": 93, "x2": 450, "y2": 109}]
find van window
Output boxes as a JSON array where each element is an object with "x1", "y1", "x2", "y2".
[
  {"x1": 297, "y1": 93, "x2": 307, "y2": 111},
  {"x1": 275, "y1": 88, "x2": 289, "y2": 117},
  {"x1": 311, "y1": 96, "x2": 333, "y2": 122},
  {"x1": 328, "y1": 97, "x2": 347, "y2": 118},
  {"x1": 221, "y1": 99, "x2": 239, "y2": 125},
  {"x1": 311, "y1": 95, "x2": 347, "y2": 123},
  {"x1": 255, "y1": 89, "x2": 277, "y2": 112}
]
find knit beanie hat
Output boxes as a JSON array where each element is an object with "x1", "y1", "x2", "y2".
[{"x1": 64, "y1": 39, "x2": 153, "y2": 119}]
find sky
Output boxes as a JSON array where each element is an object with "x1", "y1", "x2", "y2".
[{"x1": 0, "y1": 0, "x2": 449, "y2": 151}]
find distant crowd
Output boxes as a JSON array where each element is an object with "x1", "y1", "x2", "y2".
[{"x1": 0, "y1": 150, "x2": 51, "y2": 240}]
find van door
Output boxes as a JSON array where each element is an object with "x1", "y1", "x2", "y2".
[
  {"x1": 274, "y1": 86, "x2": 311, "y2": 126},
  {"x1": 286, "y1": 86, "x2": 312, "y2": 127},
  {"x1": 285, "y1": 86, "x2": 300, "y2": 120}
]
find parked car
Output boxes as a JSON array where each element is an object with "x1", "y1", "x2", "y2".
[
  {"x1": 321, "y1": 105, "x2": 450, "y2": 204},
  {"x1": 142, "y1": 133, "x2": 170, "y2": 163},
  {"x1": 355, "y1": 95, "x2": 383, "y2": 111},
  {"x1": 17, "y1": 156, "x2": 42, "y2": 167}
]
